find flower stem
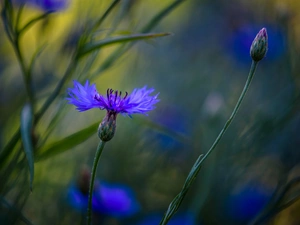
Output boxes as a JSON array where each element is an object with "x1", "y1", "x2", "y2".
[
  {"x1": 159, "y1": 60, "x2": 259, "y2": 225},
  {"x1": 87, "y1": 141, "x2": 106, "y2": 225},
  {"x1": 14, "y1": 37, "x2": 35, "y2": 106},
  {"x1": 1, "y1": 4, "x2": 34, "y2": 106}
]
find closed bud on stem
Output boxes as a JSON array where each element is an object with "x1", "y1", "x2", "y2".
[
  {"x1": 98, "y1": 112, "x2": 117, "y2": 142},
  {"x1": 250, "y1": 28, "x2": 268, "y2": 61}
]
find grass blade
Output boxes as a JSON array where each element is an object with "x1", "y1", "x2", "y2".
[
  {"x1": 1, "y1": 196, "x2": 34, "y2": 225},
  {"x1": 18, "y1": 11, "x2": 52, "y2": 35},
  {"x1": 78, "y1": 32, "x2": 171, "y2": 57},
  {"x1": 142, "y1": 0, "x2": 185, "y2": 32},
  {"x1": 20, "y1": 103, "x2": 34, "y2": 191},
  {"x1": 28, "y1": 44, "x2": 47, "y2": 80},
  {"x1": 89, "y1": 0, "x2": 184, "y2": 79},
  {"x1": 36, "y1": 122, "x2": 99, "y2": 161},
  {"x1": 91, "y1": 0, "x2": 121, "y2": 31}
]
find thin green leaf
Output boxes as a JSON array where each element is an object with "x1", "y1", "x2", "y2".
[
  {"x1": 1, "y1": 196, "x2": 35, "y2": 225},
  {"x1": 91, "y1": 0, "x2": 120, "y2": 31},
  {"x1": 18, "y1": 11, "x2": 52, "y2": 36},
  {"x1": 36, "y1": 122, "x2": 99, "y2": 161},
  {"x1": 20, "y1": 103, "x2": 34, "y2": 191},
  {"x1": 1, "y1": 5, "x2": 14, "y2": 43},
  {"x1": 15, "y1": 3, "x2": 25, "y2": 32},
  {"x1": 0, "y1": 129, "x2": 20, "y2": 169},
  {"x1": 249, "y1": 177, "x2": 300, "y2": 225},
  {"x1": 37, "y1": 101, "x2": 68, "y2": 148},
  {"x1": 89, "y1": 45, "x2": 128, "y2": 80},
  {"x1": 36, "y1": 112, "x2": 186, "y2": 161},
  {"x1": 28, "y1": 44, "x2": 47, "y2": 80},
  {"x1": 78, "y1": 45, "x2": 100, "y2": 80},
  {"x1": 78, "y1": 32, "x2": 171, "y2": 57},
  {"x1": 89, "y1": 0, "x2": 183, "y2": 79},
  {"x1": 141, "y1": 0, "x2": 185, "y2": 33},
  {"x1": 134, "y1": 117, "x2": 190, "y2": 144}
]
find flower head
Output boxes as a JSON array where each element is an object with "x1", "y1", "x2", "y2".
[
  {"x1": 67, "y1": 80, "x2": 159, "y2": 141},
  {"x1": 67, "y1": 80, "x2": 159, "y2": 116}
]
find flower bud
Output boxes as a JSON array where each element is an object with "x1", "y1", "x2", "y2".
[
  {"x1": 98, "y1": 113, "x2": 117, "y2": 142},
  {"x1": 250, "y1": 28, "x2": 268, "y2": 61}
]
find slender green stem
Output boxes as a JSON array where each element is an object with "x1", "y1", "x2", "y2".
[
  {"x1": 91, "y1": 0, "x2": 120, "y2": 32},
  {"x1": 15, "y1": 4, "x2": 24, "y2": 32},
  {"x1": 35, "y1": 59, "x2": 76, "y2": 123},
  {"x1": 141, "y1": 0, "x2": 184, "y2": 33},
  {"x1": 195, "y1": 61, "x2": 258, "y2": 166},
  {"x1": 1, "y1": 196, "x2": 34, "y2": 225},
  {"x1": 87, "y1": 141, "x2": 106, "y2": 225},
  {"x1": 159, "y1": 60, "x2": 259, "y2": 225},
  {"x1": 13, "y1": 37, "x2": 35, "y2": 106},
  {"x1": 1, "y1": 3, "x2": 34, "y2": 106},
  {"x1": 18, "y1": 12, "x2": 52, "y2": 36},
  {"x1": 249, "y1": 177, "x2": 300, "y2": 225}
]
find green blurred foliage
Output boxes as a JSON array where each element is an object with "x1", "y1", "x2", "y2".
[{"x1": 1, "y1": 0, "x2": 300, "y2": 225}]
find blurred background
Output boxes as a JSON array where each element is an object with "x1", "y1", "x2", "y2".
[{"x1": 1, "y1": 0, "x2": 300, "y2": 224}]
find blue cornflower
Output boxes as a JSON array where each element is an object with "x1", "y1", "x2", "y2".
[
  {"x1": 226, "y1": 183, "x2": 272, "y2": 222},
  {"x1": 67, "y1": 80, "x2": 159, "y2": 115},
  {"x1": 135, "y1": 212, "x2": 196, "y2": 225},
  {"x1": 66, "y1": 167, "x2": 140, "y2": 217},
  {"x1": 93, "y1": 181, "x2": 140, "y2": 218},
  {"x1": 66, "y1": 183, "x2": 96, "y2": 212},
  {"x1": 13, "y1": 0, "x2": 68, "y2": 11},
  {"x1": 67, "y1": 181, "x2": 140, "y2": 218},
  {"x1": 67, "y1": 80, "x2": 159, "y2": 141},
  {"x1": 37, "y1": 0, "x2": 68, "y2": 11}
]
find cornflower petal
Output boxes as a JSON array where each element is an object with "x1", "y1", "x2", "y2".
[
  {"x1": 67, "y1": 81, "x2": 159, "y2": 116},
  {"x1": 67, "y1": 80, "x2": 106, "y2": 112},
  {"x1": 122, "y1": 86, "x2": 159, "y2": 115}
]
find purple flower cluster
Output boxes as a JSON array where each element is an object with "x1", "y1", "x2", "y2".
[
  {"x1": 135, "y1": 213, "x2": 196, "y2": 225},
  {"x1": 67, "y1": 80, "x2": 159, "y2": 117},
  {"x1": 14, "y1": 0, "x2": 68, "y2": 11},
  {"x1": 67, "y1": 181, "x2": 140, "y2": 218}
]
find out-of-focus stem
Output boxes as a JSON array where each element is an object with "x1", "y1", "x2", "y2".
[
  {"x1": 13, "y1": 37, "x2": 35, "y2": 106},
  {"x1": 35, "y1": 59, "x2": 76, "y2": 123},
  {"x1": 2, "y1": 4, "x2": 34, "y2": 106},
  {"x1": 192, "y1": 61, "x2": 258, "y2": 172}
]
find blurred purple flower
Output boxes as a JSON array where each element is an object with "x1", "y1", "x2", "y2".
[
  {"x1": 67, "y1": 183, "x2": 97, "y2": 212},
  {"x1": 93, "y1": 181, "x2": 140, "y2": 218},
  {"x1": 13, "y1": 0, "x2": 68, "y2": 11},
  {"x1": 226, "y1": 184, "x2": 271, "y2": 222},
  {"x1": 67, "y1": 181, "x2": 140, "y2": 218},
  {"x1": 146, "y1": 105, "x2": 190, "y2": 155},
  {"x1": 67, "y1": 80, "x2": 159, "y2": 116},
  {"x1": 135, "y1": 213, "x2": 196, "y2": 225}
]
